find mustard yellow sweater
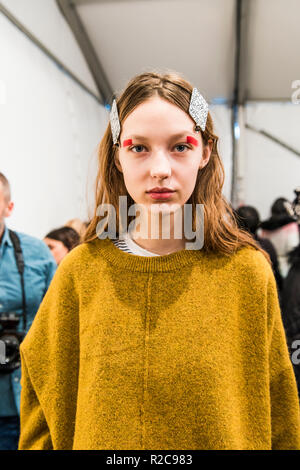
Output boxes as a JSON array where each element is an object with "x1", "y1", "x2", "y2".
[{"x1": 18, "y1": 238, "x2": 300, "y2": 450}]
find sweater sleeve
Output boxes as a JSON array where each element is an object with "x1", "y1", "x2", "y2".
[
  {"x1": 18, "y1": 350, "x2": 53, "y2": 450},
  {"x1": 18, "y1": 250, "x2": 80, "y2": 450},
  {"x1": 267, "y1": 268, "x2": 300, "y2": 449}
]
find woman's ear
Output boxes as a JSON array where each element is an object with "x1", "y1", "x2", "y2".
[{"x1": 199, "y1": 139, "x2": 213, "y2": 170}]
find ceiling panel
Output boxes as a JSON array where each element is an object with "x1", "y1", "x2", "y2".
[
  {"x1": 244, "y1": 0, "x2": 300, "y2": 100},
  {"x1": 74, "y1": 0, "x2": 236, "y2": 103}
]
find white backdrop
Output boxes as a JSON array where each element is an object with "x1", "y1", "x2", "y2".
[
  {"x1": 0, "y1": 11, "x2": 107, "y2": 239},
  {"x1": 1, "y1": 0, "x2": 98, "y2": 95},
  {"x1": 243, "y1": 102, "x2": 300, "y2": 220}
]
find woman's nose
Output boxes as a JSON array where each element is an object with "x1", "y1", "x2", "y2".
[{"x1": 150, "y1": 150, "x2": 172, "y2": 179}]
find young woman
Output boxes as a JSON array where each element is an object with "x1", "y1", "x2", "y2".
[{"x1": 18, "y1": 71, "x2": 300, "y2": 450}]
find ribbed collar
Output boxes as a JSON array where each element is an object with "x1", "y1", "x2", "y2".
[
  {"x1": 96, "y1": 237, "x2": 205, "y2": 272},
  {"x1": 0, "y1": 225, "x2": 13, "y2": 248}
]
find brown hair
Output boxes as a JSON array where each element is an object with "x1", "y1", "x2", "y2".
[
  {"x1": 45, "y1": 226, "x2": 80, "y2": 251},
  {"x1": 0, "y1": 172, "x2": 11, "y2": 202},
  {"x1": 83, "y1": 71, "x2": 270, "y2": 262}
]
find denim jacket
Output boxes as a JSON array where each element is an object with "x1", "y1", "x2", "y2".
[{"x1": 0, "y1": 226, "x2": 57, "y2": 415}]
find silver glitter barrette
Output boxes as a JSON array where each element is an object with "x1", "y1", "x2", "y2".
[
  {"x1": 109, "y1": 87, "x2": 209, "y2": 145},
  {"x1": 109, "y1": 99, "x2": 120, "y2": 145},
  {"x1": 189, "y1": 88, "x2": 209, "y2": 132}
]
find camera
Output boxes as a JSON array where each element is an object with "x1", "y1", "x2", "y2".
[{"x1": 0, "y1": 312, "x2": 26, "y2": 373}]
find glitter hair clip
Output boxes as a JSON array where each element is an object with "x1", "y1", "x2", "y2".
[
  {"x1": 189, "y1": 88, "x2": 209, "y2": 132},
  {"x1": 109, "y1": 99, "x2": 120, "y2": 146},
  {"x1": 109, "y1": 87, "x2": 209, "y2": 145}
]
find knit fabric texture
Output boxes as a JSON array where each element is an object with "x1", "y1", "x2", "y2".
[{"x1": 18, "y1": 238, "x2": 300, "y2": 450}]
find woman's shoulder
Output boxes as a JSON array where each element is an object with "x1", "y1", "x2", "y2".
[
  {"x1": 40, "y1": 239, "x2": 108, "y2": 292},
  {"x1": 56, "y1": 238, "x2": 107, "y2": 271},
  {"x1": 235, "y1": 244, "x2": 270, "y2": 265},
  {"x1": 226, "y1": 245, "x2": 273, "y2": 284}
]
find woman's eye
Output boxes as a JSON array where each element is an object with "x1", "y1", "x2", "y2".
[
  {"x1": 130, "y1": 144, "x2": 190, "y2": 153},
  {"x1": 131, "y1": 145, "x2": 146, "y2": 153},
  {"x1": 174, "y1": 144, "x2": 189, "y2": 152}
]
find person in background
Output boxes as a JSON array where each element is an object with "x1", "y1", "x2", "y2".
[
  {"x1": 44, "y1": 226, "x2": 80, "y2": 265},
  {"x1": 64, "y1": 218, "x2": 86, "y2": 239},
  {"x1": 259, "y1": 198, "x2": 299, "y2": 278},
  {"x1": 235, "y1": 205, "x2": 283, "y2": 295},
  {"x1": 281, "y1": 243, "x2": 300, "y2": 398},
  {"x1": 280, "y1": 188, "x2": 300, "y2": 397},
  {"x1": 0, "y1": 172, "x2": 56, "y2": 450}
]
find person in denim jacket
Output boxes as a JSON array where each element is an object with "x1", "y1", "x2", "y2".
[{"x1": 0, "y1": 172, "x2": 56, "y2": 450}]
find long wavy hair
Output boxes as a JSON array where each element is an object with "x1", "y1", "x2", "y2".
[{"x1": 83, "y1": 71, "x2": 270, "y2": 262}]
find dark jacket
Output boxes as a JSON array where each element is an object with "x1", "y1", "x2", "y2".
[
  {"x1": 255, "y1": 235, "x2": 283, "y2": 294},
  {"x1": 281, "y1": 244, "x2": 300, "y2": 396}
]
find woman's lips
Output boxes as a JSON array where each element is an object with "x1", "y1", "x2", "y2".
[{"x1": 147, "y1": 192, "x2": 175, "y2": 199}]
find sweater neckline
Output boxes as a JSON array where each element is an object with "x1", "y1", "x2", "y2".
[
  {"x1": 121, "y1": 233, "x2": 161, "y2": 257},
  {"x1": 97, "y1": 237, "x2": 205, "y2": 272}
]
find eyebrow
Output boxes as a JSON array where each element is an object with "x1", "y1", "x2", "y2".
[{"x1": 125, "y1": 132, "x2": 196, "y2": 142}]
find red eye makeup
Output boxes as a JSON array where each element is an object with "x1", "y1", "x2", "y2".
[
  {"x1": 186, "y1": 136, "x2": 199, "y2": 146},
  {"x1": 123, "y1": 136, "x2": 198, "y2": 147}
]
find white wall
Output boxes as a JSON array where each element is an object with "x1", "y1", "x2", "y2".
[
  {"x1": 242, "y1": 102, "x2": 300, "y2": 220},
  {"x1": 0, "y1": 10, "x2": 108, "y2": 239},
  {"x1": 1, "y1": 0, "x2": 99, "y2": 96},
  {"x1": 209, "y1": 105, "x2": 233, "y2": 201}
]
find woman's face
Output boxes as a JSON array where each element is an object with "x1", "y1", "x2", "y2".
[
  {"x1": 116, "y1": 96, "x2": 212, "y2": 214},
  {"x1": 43, "y1": 238, "x2": 69, "y2": 265}
]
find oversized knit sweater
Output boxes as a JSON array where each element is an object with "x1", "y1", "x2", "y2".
[{"x1": 18, "y1": 237, "x2": 300, "y2": 450}]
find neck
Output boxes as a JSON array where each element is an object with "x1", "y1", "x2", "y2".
[{"x1": 128, "y1": 207, "x2": 187, "y2": 255}]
